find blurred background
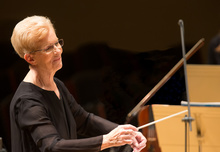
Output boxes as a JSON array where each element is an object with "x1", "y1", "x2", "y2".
[{"x1": 1, "y1": 0, "x2": 220, "y2": 151}]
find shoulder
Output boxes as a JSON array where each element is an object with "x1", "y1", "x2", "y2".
[
  {"x1": 54, "y1": 77, "x2": 66, "y2": 89},
  {"x1": 54, "y1": 77, "x2": 71, "y2": 95},
  {"x1": 54, "y1": 77, "x2": 78, "y2": 107},
  {"x1": 13, "y1": 81, "x2": 45, "y2": 100},
  {"x1": 54, "y1": 77, "x2": 63, "y2": 84},
  {"x1": 10, "y1": 82, "x2": 45, "y2": 112}
]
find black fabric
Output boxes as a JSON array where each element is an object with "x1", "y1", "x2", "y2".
[
  {"x1": 208, "y1": 34, "x2": 220, "y2": 64},
  {"x1": 10, "y1": 78, "x2": 118, "y2": 152}
]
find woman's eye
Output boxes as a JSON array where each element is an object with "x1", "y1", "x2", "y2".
[
  {"x1": 54, "y1": 42, "x2": 59, "y2": 46},
  {"x1": 44, "y1": 46, "x2": 53, "y2": 52}
]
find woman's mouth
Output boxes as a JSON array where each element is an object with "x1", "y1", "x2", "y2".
[{"x1": 54, "y1": 57, "x2": 61, "y2": 62}]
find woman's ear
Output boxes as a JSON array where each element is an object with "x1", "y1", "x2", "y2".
[{"x1": 24, "y1": 54, "x2": 36, "y2": 65}]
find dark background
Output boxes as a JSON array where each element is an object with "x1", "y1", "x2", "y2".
[{"x1": 1, "y1": 0, "x2": 220, "y2": 151}]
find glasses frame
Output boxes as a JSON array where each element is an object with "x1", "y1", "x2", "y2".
[{"x1": 30, "y1": 39, "x2": 64, "y2": 54}]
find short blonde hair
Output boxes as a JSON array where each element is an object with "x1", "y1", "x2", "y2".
[{"x1": 11, "y1": 15, "x2": 54, "y2": 58}]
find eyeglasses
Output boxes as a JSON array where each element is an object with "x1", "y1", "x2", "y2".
[{"x1": 30, "y1": 39, "x2": 64, "y2": 54}]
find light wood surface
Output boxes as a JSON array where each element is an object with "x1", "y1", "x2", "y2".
[{"x1": 152, "y1": 104, "x2": 220, "y2": 152}]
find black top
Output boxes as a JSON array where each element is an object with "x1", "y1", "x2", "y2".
[
  {"x1": 208, "y1": 34, "x2": 220, "y2": 64},
  {"x1": 10, "y1": 78, "x2": 118, "y2": 152}
]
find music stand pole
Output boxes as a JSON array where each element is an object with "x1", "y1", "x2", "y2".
[{"x1": 178, "y1": 19, "x2": 194, "y2": 152}]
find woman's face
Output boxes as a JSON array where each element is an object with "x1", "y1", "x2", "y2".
[{"x1": 32, "y1": 28, "x2": 63, "y2": 74}]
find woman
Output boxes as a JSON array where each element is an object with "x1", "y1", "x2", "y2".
[{"x1": 10, "y1": 15, "x2": 146, "y2": 152}]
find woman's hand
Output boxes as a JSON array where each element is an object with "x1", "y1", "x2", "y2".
[
  {"x1": 101, "y1": 124, "x2": 146, "y2": 151},
  {"x1": 131, "y1": 131, "x2": 147, "y2": 152}
]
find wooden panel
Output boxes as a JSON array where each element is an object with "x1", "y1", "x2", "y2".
[{"x1": 187, "y1": 64, "x2": 220, "y2": 102}]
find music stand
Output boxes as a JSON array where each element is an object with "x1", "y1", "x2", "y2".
[
  {"x1": 152, "y1": 104, "x2": 220, "y2": 152},
  {"x1": 187, "y1": 64, "x2": 220, "y2": 103}
]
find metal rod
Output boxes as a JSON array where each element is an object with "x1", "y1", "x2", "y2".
[{"x1": 178, "y1": 19, "x2": 194, "y2": 131}]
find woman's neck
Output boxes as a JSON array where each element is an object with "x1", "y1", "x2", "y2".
[{"x1": 24, "y1": 68, "x2": 56, "y2": 91}]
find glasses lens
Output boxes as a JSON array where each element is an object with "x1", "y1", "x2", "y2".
[{"x1": 59, "y1": 39, "x2": 64, "y2": 47}]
